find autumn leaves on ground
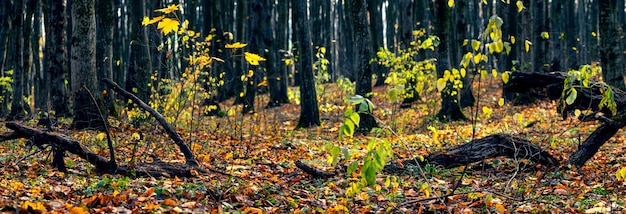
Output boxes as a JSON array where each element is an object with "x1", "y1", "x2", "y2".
[{"x1": 0, "y1": 77, "x2": 625, "y2": 213}]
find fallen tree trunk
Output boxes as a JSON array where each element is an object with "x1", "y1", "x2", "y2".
[
  {"x1": 0, "y1": 122, "x2": 202, "y2": 177},
  {"x1": 296, "y1": 134, "x2": 558, "y2": 177},
  {"x1": 504, "y1": 71, "x2": 626, "y2": 168},
  {"x1": 399, "y1": 134, "x2": 558, "y2": 169}
]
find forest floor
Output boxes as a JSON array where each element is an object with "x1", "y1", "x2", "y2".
[{"x1": 1, "y1": 77, "x2": 626, "y2": 213}]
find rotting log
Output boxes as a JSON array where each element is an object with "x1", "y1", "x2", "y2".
[
  {"x1": 0, "y1": 122, "x2": 203, "y2": 177},
  {"x1": 399, "y1": 134, "x2": 559, "y2": 169},
  {"x1": 296, "y1": 134, "x2": 558, "y2": 178},
  {"x1": 505, "y1": 71, "x2": 626, "y2": 168}
]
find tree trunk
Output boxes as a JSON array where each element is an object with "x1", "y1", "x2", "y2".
[
  {"x1": 293, "y1": 0, "x2": 321, "y2": 128},
  {"x1": 9, "y1": 0, "x2": 34, "y2": 120},
  {"x1": 267, "y1": 0, "x2": 289, "y2": 108},
  {"x1": 126, "y1": 0, "x2": 152, "y2": 102},
  {"x1": 0, "y1": 0, "x2": 9, "y2": 116},
  {"x1": 70, "y1": 0, "x2": 105, "y2": 130},
  {"x1": 44, "y1": 0, "x2": 71, "y2": 117},
  {"x1": 456, "y1": 0, "x2": 475, "y2": 108},
  {"x1": 96, "y1": 0, "x2": 115, "y2": 115},
  {"x1": 599, "y1": 0, "x2": 625, "y2": 90},
  {"x1": 368, "y1": 0, "x2": 387, "y2": 87},
  {"x1": 434, "y1": 0, "x2": 466, "y2": 121},
  {"x1": 351, "y1": 0, "x2": 372, "y2": 98}
]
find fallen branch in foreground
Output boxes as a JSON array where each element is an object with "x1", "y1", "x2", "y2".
[{"x1": 0, "y1": 122, "x2": 203, "y2": 177}]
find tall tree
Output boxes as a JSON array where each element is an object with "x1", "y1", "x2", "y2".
[
  {"x1": 70, "y1": 0, "x2": 105, "y2": 130},
  {"x1": 96, "y1": 0, "x2": 115, "y2": 113},
  {"x1": 43, "y1": 0, "x2": 71, "y2": 117},
  {"x1": 127, "y1": 0, "x2": 152, "y2": 102},
  {"x1": 351, "y1": 0, "x2": 372, "y2": 98},
  {"x1": 598, "y1": 0, "x2": 625, "y2": 90},
  {"x1": 242, "y1": 0, "x2": 266, "y2": 113},
  {"x1": 9, "y1": 0, "x2": 35, "y2": 120},
  {"x1": 293, "y1": 0, "x2": 320, "y2": 128},
  {"x1": 434, "y1": 0, "x2": 466, "y2": 121},
  {"x1": 267, "y1": 0, "x2": 290, "y2": 108},
  {"x1": 368, "y1": 0, "x2": 387, "y2": 87},
  {"x1": 0, "y1": 0, "x2": 10, "y2": 116},
  {"x1": 532, "y1": 0, "x2": 549, "y2": 73}
]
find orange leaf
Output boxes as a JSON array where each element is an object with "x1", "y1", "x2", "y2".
[
  {"x1": 495, "y1": 204, "x2": 506, "y2": 213},
  {"x1": 69, "y1": 207, "x2": 88, "y2": 214},
  {"x1": 243, "y1": 207, "x2": 263, "y2": 214},
  {"x1": 162, "y1": 198, "x2": 177, "y2": 206},
  {"x1": 141, "y1": 187, "x2": 155, "y2": 197}
]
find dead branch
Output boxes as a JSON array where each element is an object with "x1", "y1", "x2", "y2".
[{"x1": 103, "y1": 78, "x2": 199, "y2": 167}]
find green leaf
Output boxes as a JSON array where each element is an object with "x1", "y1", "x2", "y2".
[
  {"x1": 566, "y1": 88, "x2": 577, "y2": 105},
  {"x1": 361, "y1": 161, "x2": 377, "y2": 186},
  {"x1": 347, "y1": 161, "x2": 359, "y2": 176},
  {"x1": 349, "y1": 111, "x2": 360, "y2": 127},
  {"x1": 347, "y1": 95, "x2": 365, "y2": 105},
  {"x1": 330, "y1": 146, "x2": 341, "y2": 166}
]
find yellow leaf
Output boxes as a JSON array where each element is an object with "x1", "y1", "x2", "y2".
[
  {"x1": 494, "y1": 41, "x2": 504, "y2": 53},
  {"x1": 154, "y1": 4, "x2": 180, "y2": 14},
  {"x1": 448, "y1": 0, "x2": 454, "y2": 7},
  {"x1": 483, "y1": 0, "x2": 488, "y2": 4},
  {"x1": 525, "y1": 40, "x2": 532, "y2": 52},
  {"x1": 319, "y1": 47, "x2": 326, "y2": 54},
  {"x1": 502, "y1": 72, "x2": 510, "y2": 84},
  {"x1": 460, "y1": 68, "x2": 466, "y2": 78},
  {"x1": 225, "y1": 42, "x2": 248, "y2": 49},
  {"x1": 96, "y1": 132, "x2": 106, "y2": 141},
  {"x1": 156, "y1": 18, "x2": 179, "y2": 36},
  {"x1": 516, "y1": 1, "x2": 524, "y2": 13},
  {"x1": 284, "y1": 59, "x2": 292, "y2": 65},
  {"x1": 471, "y1": 39, "x2": 481, "y2": 51},
  {"x1": 591, "y1": 31, "x2": 597, "y2": 37},
  {"x1": 510, "y1": 35, "x2": 516, "y2": 44},
  {"x1": 420, "y1": 183, "x2": 430, "y2": 197},
  {"x1": 132, "y1": 132, "x2": 141, "y2": 140},
  {"x1": 482, "y1": 106, "x2": 492, "y2": 118},
  {"x1": 491, "y1": 69, "x2": 498, "y2": 78},
  {"x1": 541, "y1": 31, "x2": 549, "y2": 39},
  {"x1": 473, "y1": 53, "x2": 482, "y2": 64},
  {"x1": 21, "y1": 201, "x2": 45, "y2": 212},
  {"x1": 616, "y1": 167, "x2": 626, "y2": 180},
  {"x1": 436, "y1": 78, "x2": 447, "y2": 92},
  {"x1": 142, "y1": 15, "x2": 164, "y2": 26},
  {"x1": 498, "y1": 98, "x2": 505, "y2": 106},
  {"x1": 462, "y1": 39, "x2": 468, "y2": 46},
  {"x1": 244, "y1": 52, "x2": 266, "y2": 66},
  {"x1": 228, "y1": 108, "x2": 236, "y2": 116}
]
